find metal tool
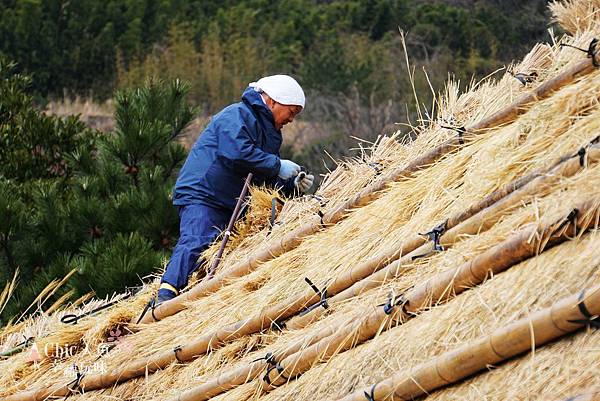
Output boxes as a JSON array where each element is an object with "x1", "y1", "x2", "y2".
[{"x1": 206, "y1": 173, "x2": 253, "y2": 279}]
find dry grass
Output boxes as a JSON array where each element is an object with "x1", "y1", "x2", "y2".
[
  {"x1": 44, "y1": 97, "x2": 115, "y2": 132},
  {"x1": 2, "y1": 1, "x2": 600, "y2": 400}
]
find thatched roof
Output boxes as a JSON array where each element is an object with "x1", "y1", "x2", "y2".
[{"x1": 2, "y1": 1, "x2": 600, "y2": 400}]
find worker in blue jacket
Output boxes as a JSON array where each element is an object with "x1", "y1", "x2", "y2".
[{"x1": 157, "y1": 75, "x2": 313, "y2": 303}]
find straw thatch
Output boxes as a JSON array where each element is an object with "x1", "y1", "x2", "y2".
[{"x1": 2, "y1": 1, "x2": 600, "y2": 400}]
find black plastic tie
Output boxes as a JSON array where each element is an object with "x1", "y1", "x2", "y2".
[
  {"x1": 136, "y1": 296, "x2": 159, "y2": 324},
  {"x1": 310, "y1": 195, "x2": 328, "y2": 207},
  {"x1": 560, "y1": 38, "x2": 599, "y2": 67},
  {"x1": 263, "y1": 360, "x2": 286, "y2": 386},
  {"x1": 413, "y1": 220, "x2": 448, "y2": 260},
  {"x1": 252, "y1": 352, "x2": 277, "y2": 366},
  {"x1": 577, "y1": 147, "x2": 587, "y2": 167},
  {"x1": 553, "y1": 208, "x2": 579, "y2": 238},
  {"x1": 511, "y1": 71, "x2": 538, "y2": 85},
  {"x1": 364, "y1": 384, "x2": 377, "y2": 401},
  {"x1": 380, "y1": 291, "x2": 410, "y2": 316},
  {"x1": 298, "y1": 277, "x2": 329, "y2": 316},
  {"x1": 173, "y1": 345, "x2": 184, "y2": 362},
  {"x1": 367, "y1": 162, "x2": 384, "y2": 175},
  {"x1": 267, "y1": 197, "x2": 286, "y2": 235},
  {"x1": 270, "y1": 319, "x2": 286, "y2": 332},
  {"x1": 62, "y1": 291, "x2": 135, "y2": 325},
  {"x1": 318, "y1": 209, "x2": 326, "y2": 227},
  {"x1": 151, "y1": 301, "x2": 160, "y2": 322},
  {"x1": 589, "y1": 38, "x2": 599, "y2": 67},
  {"x1": 66, "y1": 364, "x2": 85, "y2": 396},
  {"x1": 441, "y1": 125, "x2": 466, "y2": 145},
  {"x1": 568, "y1": 290, "x2": 600, "y2": 329}
]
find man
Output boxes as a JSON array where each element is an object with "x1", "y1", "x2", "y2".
[{"x1": 157, "y1": 75, "x2": 314, "y2": 303}]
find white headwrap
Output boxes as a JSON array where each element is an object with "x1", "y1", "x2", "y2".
[{"x1": 248, "y1": 75, "x2": 305, "y2": 108}]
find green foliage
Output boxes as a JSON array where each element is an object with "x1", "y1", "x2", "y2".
[
  {"x1": 104, "y1": 78, "x2": 193, "y2": 182},
  {"x1": 0, "y1": 1, "x2": 550, "y2": 110},
  {"x1": 70, "y1": 233, "x2": 163, "y2": 299},
  {"x1": 0, "y1": 62, "x2": 194, "y2": 323},
  {"x1": 0, "y1": 178, "x2": 26, "y2": 279},
  {"x1": 0, "y1": 57, "x2": 90, "y2": 182}
]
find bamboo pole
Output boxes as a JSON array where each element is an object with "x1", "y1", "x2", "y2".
[
  {"x1": 6, "y1": 198, "x2": 598, "y2": 401},
  {"x1": 138, "y1": 56, "x2": 598, "y2": 324},
  {"x1": 337, "y1": 285, "x2": 600, "y2": 401},
  {"x1": 286, "y1": 145, "x2": 600, "y2": 329},
  {"x1": 322, "y1": 56, "x2": 598, "y2": 226},
  {"x1": 175, "y1": 187, "x2": 600, "y2": 401},
  {"x1": 169, "y1": 144, "x2": 600, "y2": 401},
  {"x1": 171, "y1": 335, "x2": 313, "y2": 401},
  {"x1": 262, "y1": 198, "x2": 600, "y2": 389}
]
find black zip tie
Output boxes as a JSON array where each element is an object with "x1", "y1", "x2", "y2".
[
  {"x1": 441, "y1": 125, "x2": 466, "y2": 145},
  {"x1": 267, "y1": 197, "x2": 286, "y2": 235},
  {"x1": 173, "y1": 345, "x2": 184, "y2": 362},
  {"x1": 65, "y1": 364, "x2": 85, "y2": 396},
  {"x1": 564, "y1": 135, "x2": 599, "y2": 167},
  {"x1": 577, "y1": 147, "x2": 587, "y2": 167},
  {"x1": 364, "y1": 384, "x2": 377, "y2": 401},
  {"x1": 263, "y1": 360, "x2": 287, "y2": 386},
  {"x1": 252, "y1": 352, "x2": 277, "y2": 366},
  {"x1": 318, "y1": 209, "x2": 326, "y2": 227},
  {"x1": 510, "y1": 71, "x2": 538, "y2": 86},
  {"x1": 301, "y1": 194, "x2": 328, "y2": 207},
  {"x1": 298, "y1": 277, "x2": 329, "y2": 316},
  {"x1": 367, "y1": 162, "x2": 383, "y2": 174},
  {"x1": 413, "y1": 220, "x2": 448, "y2": 260},
  {"x1": 151, "y1": 297, "x2": 161, "y2": 322},
  {"x1": 62, "y1": 291, "x2": 135, "y2": 325},
  {"x1": 420, "y1": 220, "x2": 447, "y2": 251},
  {"x1": 136, "y1": 296, "x2": 156, "y2": 324},
  {"x1": 270, "y1": 319, "x2": 286, "y2": 332},
  {"x1": 379, "y1": 291, "x2": 410, "y2": 316},
  {"x1": 560, "y1": 38, "x2": 599, "y2": 67},
  {"x1": 15, "y1": 335, "x2": 35, "y2": 348},
  {"x1": 568, "y1": 290, "x2": 600, "y2": 329},
  {"x1": 551, "y1": 208, "x2": 579, "y2": 238}
]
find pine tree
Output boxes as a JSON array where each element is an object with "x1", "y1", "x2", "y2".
[{"x1": 0, "y1": 59, "x2": 194, "y2": 324}]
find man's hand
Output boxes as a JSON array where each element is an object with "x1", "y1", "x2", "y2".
[
  {"x1": 278, "y1": 159, "x2": 301, "y2": 179},
  {"x1": 294, "y1": 172, "x2": 314, "y2": 193}
]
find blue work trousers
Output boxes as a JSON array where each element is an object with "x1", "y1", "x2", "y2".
[{"x1": 161, "y1": 204, "x2": 231, "y2": 290}]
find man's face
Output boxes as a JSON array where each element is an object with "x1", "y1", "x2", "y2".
[{"x1": 267, "y1": 99, "x2": 302, "y2": 130}]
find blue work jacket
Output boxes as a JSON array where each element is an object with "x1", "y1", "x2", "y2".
[{"x1": 173, "y1": 87, "x2": 295, "y2": 211}]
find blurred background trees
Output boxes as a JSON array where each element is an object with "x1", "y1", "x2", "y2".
[{"x1": 1, "y1": 0, "x2": 550, "y2": 114}]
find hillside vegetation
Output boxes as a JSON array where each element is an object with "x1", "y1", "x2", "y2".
[{"x1": 2, "y1": 1, "x2": 550, "y2": 143}]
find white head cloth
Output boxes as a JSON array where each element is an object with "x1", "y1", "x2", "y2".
[{"x1": 249, "y1": 75, "x2": 305, "y2": 108}]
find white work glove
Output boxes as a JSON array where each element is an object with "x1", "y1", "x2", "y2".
[
  {"x1": 294, "y1": 172, "x2": 314, "y2": 193},
  {"x1": 278, "y1": 159, "x2": 301, "y2": 180}
]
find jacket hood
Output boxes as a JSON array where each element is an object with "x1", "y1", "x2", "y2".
[{"x1": 241, "y1": 87, "x2": 277, "y2": 129}]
